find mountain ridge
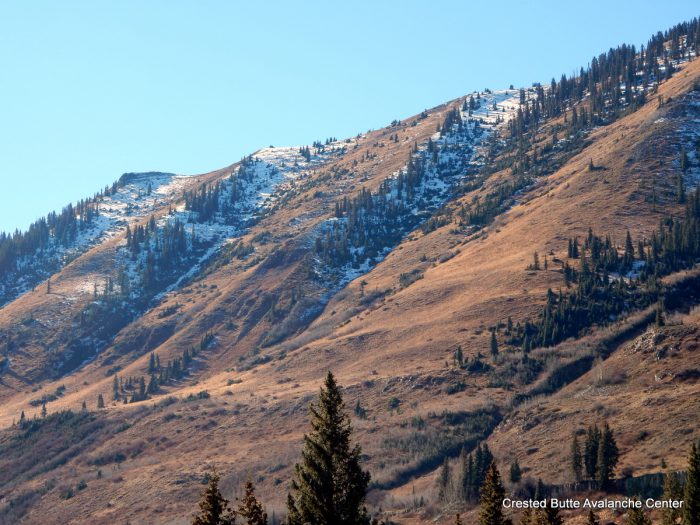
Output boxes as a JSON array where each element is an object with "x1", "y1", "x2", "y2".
[{"x1": 1, "y1": 18, "x2": 700, "y2": 525}]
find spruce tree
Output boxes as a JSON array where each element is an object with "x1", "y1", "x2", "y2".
[
  {"x1": 286, "y1": 372, "x2": 371, "y2": 525},
  {"x1": 596, "y1": 423, "x2": 618, "y2": 490},
  {"x1": 97, "y1": 393, "x2": 105, "y2": 409},
  {"x1": 661, "y1": 471, "x2": 683, "y2": 525},
  {"x1": 237, "y1": 480, "x2": 268, "y2": 525},
  {"x1": 571, "y1": 434, "x2": 583, "y2": 482},
  {"x1": 509, "y1": 459, "x2": 521, "y2": 483},
  {"x1": 684, "y1": 442, "x2": 700, "y2": 525},
  {"x1": 490, "y1": 332, "x2": 499, "y2": 357},
  {"x1": 536, "y1": 506, "x2": 562, "y2": 525},
  {"x1": 584, "y1": 426, "x2": 600, "y2": 480},
  {"x1": 438, "y1": 457, "x2": 451, "y2": 502},
  {"x1": 192, "y1": 473, "x2": 235, "y2": 525},
  {"x1": 478, "y1": 463, "x2": 510, "y2": 525},
  {"x1": 627, "y1": 504, "x2": 651, "y2": 525}
]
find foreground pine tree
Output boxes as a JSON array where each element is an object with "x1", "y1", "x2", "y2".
[
  {"x1": 627, "y1": 504, "x2": 651, "y2": 525},
  {"x1": 536, "y1": 506, "x2": 562, "y2": 525},
  {"x1": 478, "y1": 463, "x2": 510, "y2": 525},
  {"x1": 237, "y1": 480, "x2": 267, "y2": 525},
  {"x1": 685, "y1": 442, "x2": 700, "y2": 525},
  {"x1": 286, "y1": 372, "x2": 371, "y2": 525},
  {"x1": 192, "y1": 473, "x2": 235, "y2": 525},
  {"x1": 661, "y1": 471, "x2": 683, "y2": 525}
]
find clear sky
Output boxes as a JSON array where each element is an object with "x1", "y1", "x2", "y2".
[{"x1": 0, "y1": 1, "x2": 697, "y2": 232}]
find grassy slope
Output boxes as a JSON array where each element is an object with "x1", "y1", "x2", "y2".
[{"x1": 0, "y1": 59, "x2": 699, "y2": 524}]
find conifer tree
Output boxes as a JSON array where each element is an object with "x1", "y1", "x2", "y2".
[
  {"x1": 596, "y1": 423, "x2": 618, "y2": 490},
  {"x1": 509, "y1": 459, "x2": 521, "y2": 483},
  {"x1": 286, "y1": 372, "x2": 371, "y2": 525},
  {"x1": 97, "y1": 393, "x2": 105, "y2": 409},
  {"x1": 237, "y1": 480, "x2": 267, "y2": 525},
  {"x1": 661, "y1": 471, "x2": 683, "y2": 525},
  {"x1": 536, "y1": 506, "x2": 562, "y2": 525},
  {"x1": 684, "y1": 442, "x2": 700, "y2": 525},
  {"x1": 627, "y1": 504, "x2": 651, "y2": 525},
  {"x1": 192, "y1": 473, "x2": 235, "y2": 525},
  {"x1": 571, "y1": 434, "x2": 583, "y2": 482},
  {"x1": 41, "y1": 402, "x2": 47, "y2": 418},
  {"x1": 490, "y1": 331, "x2": 499, "y2": 357},
  {"x1": 584, "y1": 426, "x2": 600, "y2": 480},
  {"x1": 438, "y1": 457, "x2": 451, "y2": 501},
  {"x1": 478, "y1": 463, "x2": 510, "y2": 525}
]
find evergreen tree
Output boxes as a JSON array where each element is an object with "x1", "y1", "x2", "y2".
[
  {"x1": 438, "y1": 457, "x2": 451, "y2": 501},
  {"x1": 148, "y1": 352, "x2": 156, "y2": 374},
  {"x1": 661, "y1": 471, "x2": 683, "y2": 525},
  {"x1": 596, "y1": 423, "x2": 618, "y2": 490},
  {"x1": 571, "y1": 434, "x2": 583, "y2": 482},
  {"x1": 478, "y1": 463, "x2": 510, "y2": 525},
  {"x1": 192, "y1": 473, "x2": 235, "y2": 525},
  {"x1": 286, "y1": 372, "x2": 371, "y2": 525},
  {"x1": 684, "y1": 442, "x2": 700, "y2": 525},
  {"x1": 237, "y1": 480, "x2": 268, "y2": 525},
  {"x1": 490, "y1": 331, "x2": 499, "y2": 357},
  {"x1": 455, "y1": 346, "x2": 464, "y2": 367},
  {"x1": 509, "y1": 459, "x2": 521, "y2": 483},
  {"x1": 627, "y1": 504, "x2": 651, "y2": 525},
  {"x1": 536, "y1": 506, "x2": 562, "y2": 525},
  {"x1": 41, "y1": 402, "x2": 47, "y2": 418},
  {"x1": 584, "y1": 426, "x2": 600, "y2": 480},
  {"x1": 112, "y1": 374, "x2": 120, "y2": 401},
  {"x1": 97, "y1": 393, "x2": 105, "y2": 409}
]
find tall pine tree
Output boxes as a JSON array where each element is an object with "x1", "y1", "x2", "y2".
[
  {"x1": 237, "y1": 480, "x2": 267, "y2": 525},
  {"x1": 478, "y1": 463, "x2": 510, "y2": 525},
  {"x1": 192, "y1": 473, "x2": 235, "y2": 525},
  {"x1": 684, "y1": 442, "x2": 700, "y2": 525},
  {"x1": 286, "y1": 372, "x2": 371, "y2": 525}
]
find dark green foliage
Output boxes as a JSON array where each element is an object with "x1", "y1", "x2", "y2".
[
  {"x1": 478, "y1": 463, "x2": 510, "y2": 525},
  {"x1": 461, "y1": 443, "x2": 495, "y2": 503},
  {"x1": 438, "y1": 457, "x2": 451, "y2": 502},
  {"x1": 596, "y1": 423, "x2": 619, "y2": 490},
  {"x1": 661, "y1": 471, "x2": 683, "y2": 525},
  {"x1": 570, "y1": 434, "x2": 583, "y2": 482},
  {"x1": 286, "y1": 372, "x2": 371, "y2": 525},
  {"x1": 490, "y1": 331, "x2": 499, "y2": 357},
  {"x1": 509, "y1": 458, "x2": 521, "y2": 483},
  {"x1": 191, "y1": 473, "x2": 235, "y2": 525},
  {"x1": 627, "y1": 503, "x2": 651, "y2": 525},
  {"x1": 685, "y1": 442, "x2": 700, "y2": 525},
  {"x1": 536, "y1": 506, "x2": 562, "y2": 525},
  {"x1": 584, "y1": 425, "x2": 601, "y2": 481},
  {"x1": 236, "y1": 480, "x2": 268, "y2": 525}
]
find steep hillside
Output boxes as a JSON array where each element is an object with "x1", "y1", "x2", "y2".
[{"x1": 1, "y1": 19, "x2": 700, "y2": 525}]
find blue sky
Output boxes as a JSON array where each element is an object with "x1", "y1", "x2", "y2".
[{"x1": 0, "y1": 1, "x2": 697, "y2": 232}]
